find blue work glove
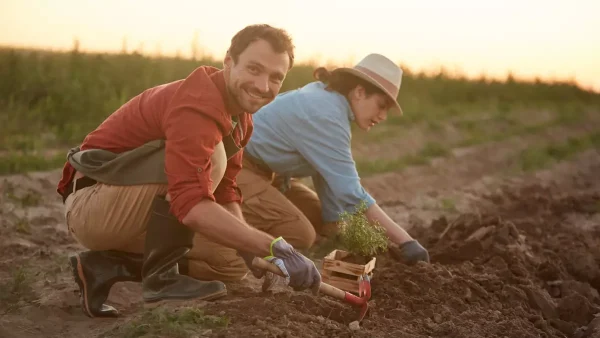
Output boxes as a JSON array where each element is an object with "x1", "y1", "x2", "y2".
[{"x1": 391, "y1": 240, "x2": 430, "y2": 264}]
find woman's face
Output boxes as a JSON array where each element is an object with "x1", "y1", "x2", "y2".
[{"x1": 348, "y1": 85, "x2": 393, "y2": 131}]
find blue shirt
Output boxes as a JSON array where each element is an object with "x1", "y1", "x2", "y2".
[{"x1": 245, "y1": 81, "x2": 376, "y2": 222}]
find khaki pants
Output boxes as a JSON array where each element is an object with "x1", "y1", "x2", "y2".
[
  {"x1": 64, "y1": 142, "x2": 248, "y2": 282},
  {"x1": 237, "y1": 156, "x2": 323, "y2": 249}
]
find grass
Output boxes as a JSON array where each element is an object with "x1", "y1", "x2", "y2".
[
  {"x1": 440, "y1": 198, "x2": 458, "y2": 212},
  {"x1": 357, "y1": 102, "x2": 591, "y2": 149},
  {"x1": 0, "y1": 266, "x2": 37, "y2": 314},
  {"x1": 516, "y1": 132, "x2": 600, "y2": 172},
  {"x1": 4, "y1": 181, "x2": 42, "y2": 207},
  {"x1": 1, "y1": 46, "x2": 600, "y2": 176},
  {"x1": 101, "y1": 307, "x2": 230, "y2": 338},
  {"x1": 0, "y1": 152, "x2": 66, "y2": 175},
  {"x1": 15, "y1": 217, "x2": 31, "y2": 234},
  {"x1": 420, "y1": 142, "x2": 450, "y2": 158},
  {"x1": 355, "y1": 105, "x2": 596, "y2": 177},
  {"x1": 356, "y1": 142, "x2": 450, "y2": 176},
  {"x1": 37, "y1": 253, "x2": 71, "y2": 285}
]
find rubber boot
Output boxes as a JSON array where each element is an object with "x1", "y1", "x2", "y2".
[
  {"x1": 141, "y1": 195, "x2": 227, "y2": 303},
  {"x1": 69, "y1": 250, "x2": 143, "y2": 318}
]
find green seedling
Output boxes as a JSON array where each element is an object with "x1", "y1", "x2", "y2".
[{"x1": 338, "y1": 200, "x2": 389, "y2": 259}]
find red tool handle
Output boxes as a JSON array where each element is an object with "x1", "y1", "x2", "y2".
[{"x1": 251, "y1": 257, "x2": 365, "y2": 306}]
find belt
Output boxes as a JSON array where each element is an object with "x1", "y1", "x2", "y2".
[
  {"x1": 243, "y1": 152, "x2": 273, "y2": 176},
  {"x1": 243, "y1": 152, "x2": 291, "y2": 193},
  {"x1": 62, "y1": 175, "x2": 97, "y2": 203}
]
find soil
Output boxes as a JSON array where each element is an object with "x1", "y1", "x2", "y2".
[
  {"x1": 1, "y1": 141, "x2": 599, "y2": 337},
  {"x1": 200, "y1": 169, "x2": 600, "y2": 338},
  {"x1": 339, "y1": 253, "x2": 373, "y2": 266}
]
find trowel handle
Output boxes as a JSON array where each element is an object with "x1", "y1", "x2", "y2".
[{"x1": 251, "y1": 257, "x2": 346, "y2": 300}]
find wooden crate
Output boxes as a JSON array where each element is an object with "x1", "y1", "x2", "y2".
[{"x1": 321, "y1": 249, "x2": 376, "y2": 294}]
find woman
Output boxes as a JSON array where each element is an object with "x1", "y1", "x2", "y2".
[{"x1": 236, "y1": 53, "x2": 429, "y2": 265}]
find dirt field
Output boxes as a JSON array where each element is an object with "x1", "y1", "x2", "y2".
[{"x1": 1, "y1": 132, "x2": 599, "y2": 337}]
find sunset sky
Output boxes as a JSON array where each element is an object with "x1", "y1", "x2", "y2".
[{"x1": 1, "y1": 0, "x2": 599, "y2": 91}]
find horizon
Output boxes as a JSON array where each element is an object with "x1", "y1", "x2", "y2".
[{"x1": 2, "y1": 0, "x2": 599, "y2": 92}]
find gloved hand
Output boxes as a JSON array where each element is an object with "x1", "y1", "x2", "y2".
[
  {"x1": 239, "y1": 237, "x2": 321, "y2": 294},
  {"x1": 237, "y1": 251, "x2": 288, "y2": 292},
  {"x1": 390, "y1": 240, "x2": 430, "y2": 264},
  {"x1": 269, "y1": 237, "x2": 321, "y2": 293}
]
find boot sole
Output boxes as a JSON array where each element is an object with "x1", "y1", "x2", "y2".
[
  {"x1": 69, "y1": 254, "x2": 94, "y2": 318},
  {"x1": 143, "y1": 288, "x2": 228, "y2": 303}
]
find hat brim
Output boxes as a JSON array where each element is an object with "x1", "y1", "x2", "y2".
[{"x1": 332, "y1": 67, "x2": 403, "y2": 116}]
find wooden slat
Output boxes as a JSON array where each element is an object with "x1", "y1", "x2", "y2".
[
  {"x1": 324, "y1": 250, "x2": 338, "y2": 260},
  {"x1": 323, "y1": 273, "x2": 374, "y2": 293},
  {"x1": 322, "y1": 276, "x2": 360, "y2": 293},
  {"x1": 321, "y1": 269, "x2": 332, "y2": 278},
  {"x1": 322, "y1": 255, "x2": 376, "y2": 276},
  {"x1": 364, "y1": 258, "x2": 376, "y2": 274},
  {"x1": 321, "y1": 250, "x2": 377, "y2": 294},
  {"x1": 324, "y1": 274, "x2": 360, "y2": 284}
]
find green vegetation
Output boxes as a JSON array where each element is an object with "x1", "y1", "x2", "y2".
[
  {"x1": 101, "y1": 307, "x2": 229, "y2": 338},
  {"x1": 0, "y1": 152, "x2": 65, "y2": 176},
  {"x1": 440, "y1": 198, "x2": 457, "y2": 212},
  {"x1": 356, "y1": 142, "x2": 450, "y2": 176},
  {"x1": 1, "y1": 46, "x2": 600, "y2": 175},
  {"x1": 4, "y1": 181, "x2": 42, "y2": 207},
  {"x1": 15, "y1": 217, "x2": 31, "y2": 234},
  {"x1": 0, "y1": 266, "x2": 37, "y2": 314},
  {"x1": 516, "y1": 132, "x2": 600, "y2": 172},
  {"x1": 338, "y1": 200, "x2": 389, "y2": 258}
]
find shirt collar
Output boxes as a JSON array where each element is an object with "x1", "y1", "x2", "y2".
[
  {"x1": 330, "y1": 85, "x2": 355, "y2": 122},
  {"x1": 313, "y1": 81, "x2": 355, "y2": 122}
]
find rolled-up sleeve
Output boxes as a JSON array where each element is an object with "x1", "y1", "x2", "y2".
[
  {"x1": 213, "y1": 114, "x2": 252, "y2": 205},
  {"x1": 213, "y1": 150, "x2": 243, "y2": 205},
  {"x1": 289, "y1": 115, "x2": 376, "y2": 222},
  {"x1": 162, "y1": 92, "x2": 225, "y2": 223}
]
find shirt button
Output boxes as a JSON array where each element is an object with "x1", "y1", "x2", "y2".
[{"x1": 197, "y1": 168, "x2": 203, "y2": 172}]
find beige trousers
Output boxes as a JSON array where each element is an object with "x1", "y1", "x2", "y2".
[
  {"x1": 237, "y1": 155, "x2": 329, "y2": 249},
  {"x1": 64, "y1": 142, "x2": 248, "y2": 282}
]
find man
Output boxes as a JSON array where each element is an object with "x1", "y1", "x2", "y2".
[{"x1": 58, "y1": 24, "x2": 321, "y2": 319}]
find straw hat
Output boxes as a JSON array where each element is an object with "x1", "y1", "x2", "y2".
[{"x1": 332, "y1": 53, "x2": 404, "y2": 115}]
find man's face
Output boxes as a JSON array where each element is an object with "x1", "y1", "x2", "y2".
[{"x1": 224, "y1": 39, "x2": 290, "y2": 114}]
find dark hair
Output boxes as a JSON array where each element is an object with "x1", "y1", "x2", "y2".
[
  {"x1": 313, "y1": 67, "x2": 383, "y2": 97},
  {"x1": 228, "y1": 24, "x2": 295, "y2": 69}
]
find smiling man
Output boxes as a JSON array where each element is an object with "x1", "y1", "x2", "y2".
[{"x1": 57, "y1": 24, "x2": 321, "y2": 318}]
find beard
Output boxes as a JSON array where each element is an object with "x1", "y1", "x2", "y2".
[{"x1": 228, "y1": 81, "x2": 274, "y2": 114}]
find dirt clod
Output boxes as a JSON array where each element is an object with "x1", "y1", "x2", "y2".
[
  {"x1": 557, "y1": 294, "x2": 594, "y2": 325},
  {"x1": 525, "y1": 287, "x2": 558, "y2": 319}
]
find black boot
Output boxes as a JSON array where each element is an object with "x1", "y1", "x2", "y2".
[
  {"x1": 69, "y1": 250, "x2": 143, "y2": 318},
  {"x1": 141, "y1": 196, "x2": 227, "y2": 303}
]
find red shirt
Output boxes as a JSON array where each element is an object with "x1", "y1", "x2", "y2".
[{"x1": 56, "y1": 66, "x2": 253, "y2": 222}]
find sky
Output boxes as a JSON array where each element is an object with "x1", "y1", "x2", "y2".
[{"x1": 1, "y1": 0, "x2": 599, "y2": 91}]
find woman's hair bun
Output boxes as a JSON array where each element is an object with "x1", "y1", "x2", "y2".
[{"x1": 313, "y1": 67, "x2": 331, "y2": 82}]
